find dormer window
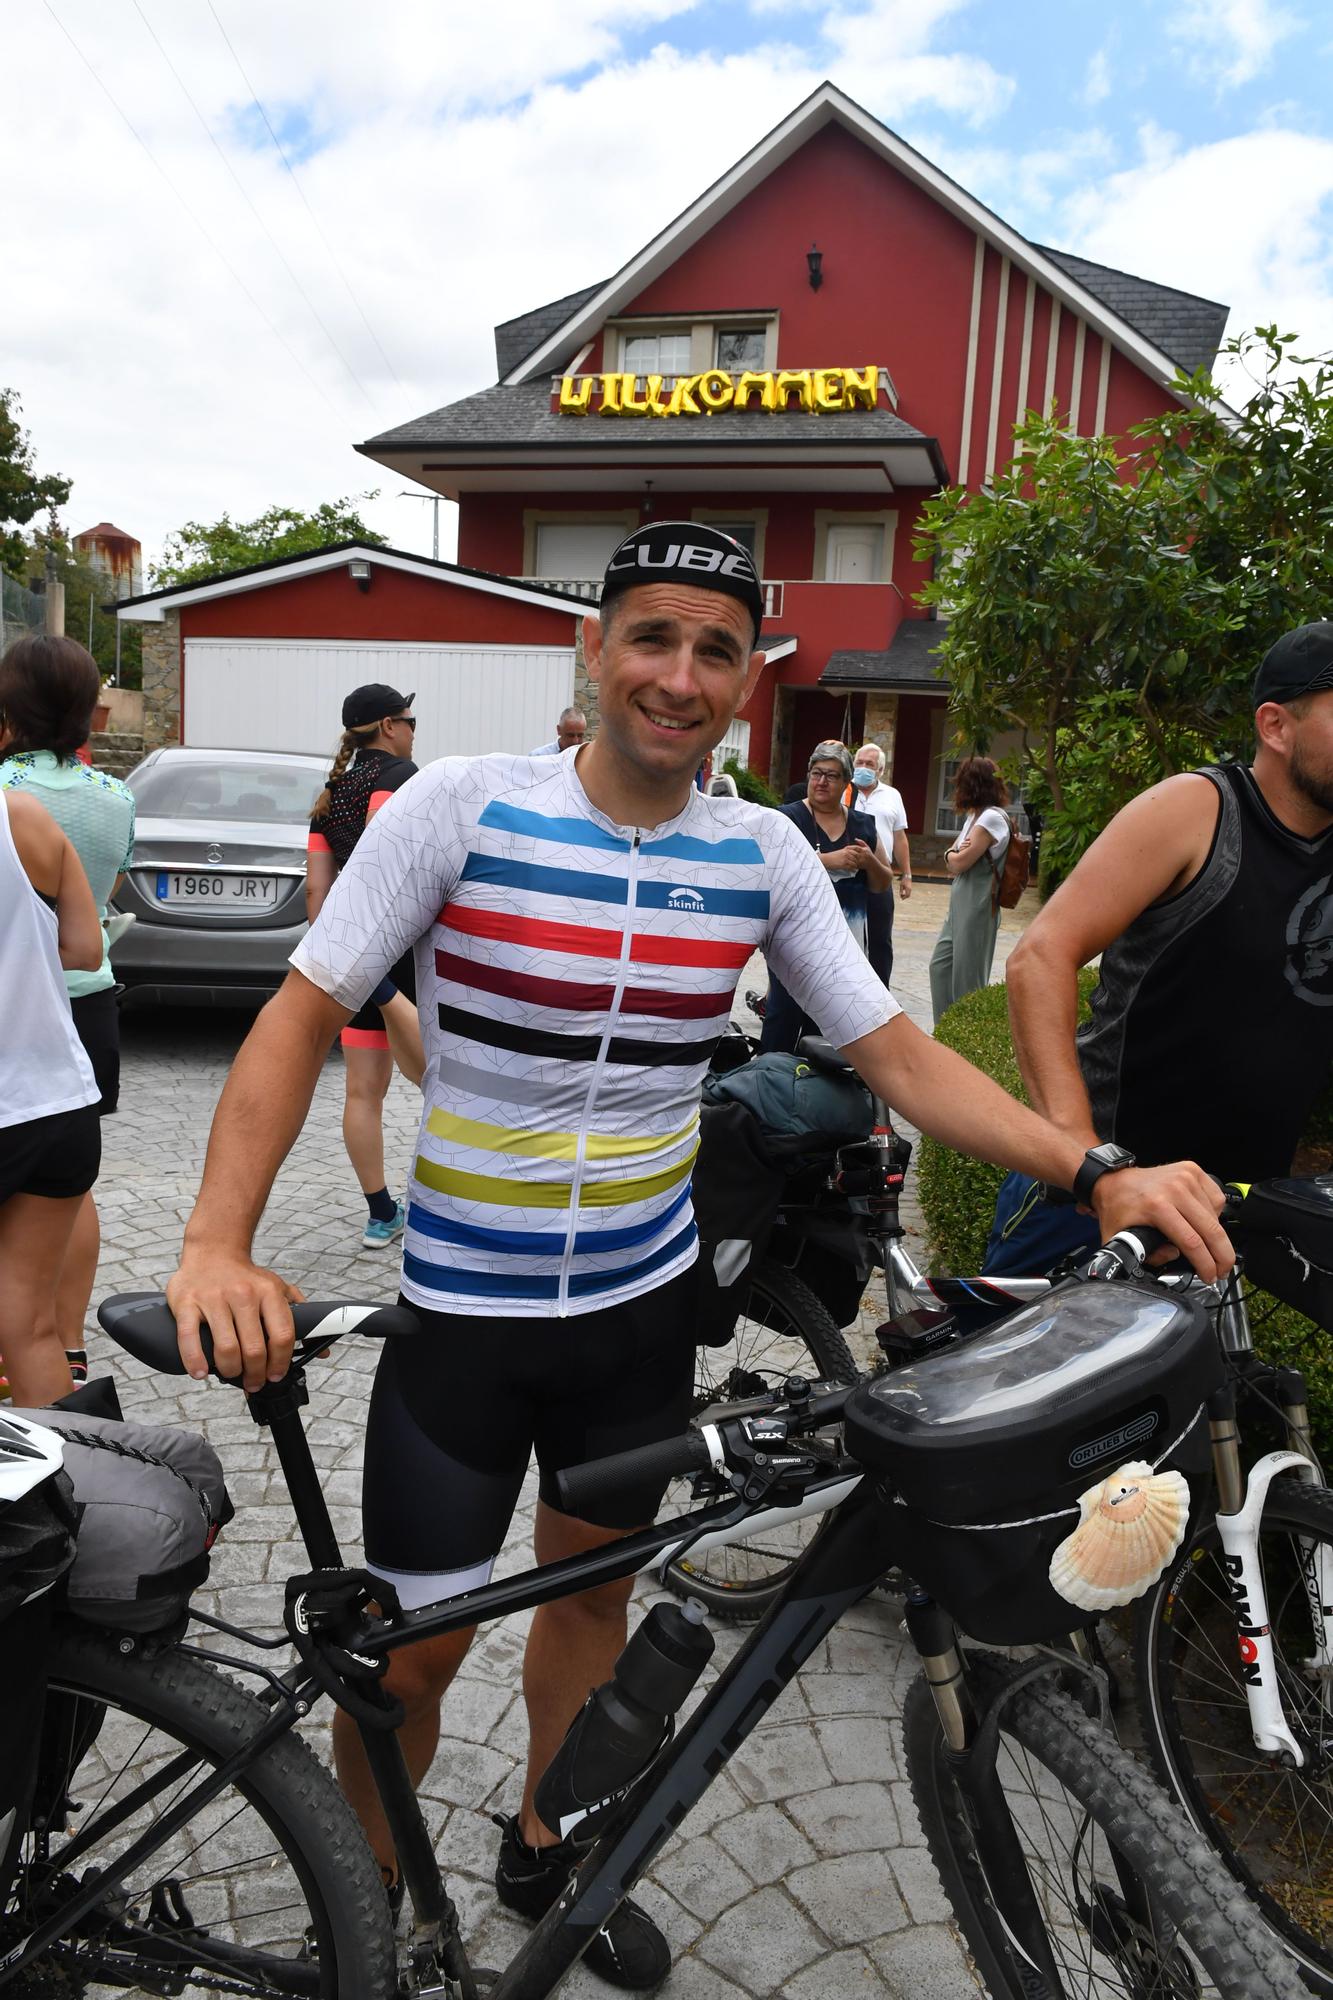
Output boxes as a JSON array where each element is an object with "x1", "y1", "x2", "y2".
[
  {"x1": 716, "y1": 327, "x2": 767, "y2": 370},
  {"x1": 622, "y1": 331, "x2": 693, "y2": 375}
]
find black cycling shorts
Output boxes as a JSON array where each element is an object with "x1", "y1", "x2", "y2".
[
  {"x1": 362, "y1": 1267, "x2": 697, "y2": 1606},
  {"x1": 69, "y1": 988, "x2": 120, "y2": 1116},
  {"x1": 0, "y1": 1103, "x2": 101, "y2": 1206}
]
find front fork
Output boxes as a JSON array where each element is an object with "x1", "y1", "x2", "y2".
[{"x1": 1209, "y1": 1384, "x2": 1332, "y2": 1768}]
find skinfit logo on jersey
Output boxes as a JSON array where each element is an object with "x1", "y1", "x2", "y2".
[
  {"x1": 667, "y1": 887, "x2": 707, "y2": 911},
  {"x1": 607, "y1": 542, "x2": 758, "y2": 587}
]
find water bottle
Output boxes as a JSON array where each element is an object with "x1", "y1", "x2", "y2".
[{"x1": 535, "y1": 1601, "x2": 714, "y2": 1844}]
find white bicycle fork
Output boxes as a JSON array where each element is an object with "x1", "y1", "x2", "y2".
[{"x1": 1213, "y1": 1451, "x2": 1333, "y2": 1766}]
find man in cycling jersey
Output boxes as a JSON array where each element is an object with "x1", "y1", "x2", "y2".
[
  {"x1": 984, "y1": 618, "x2": 1333, "y2": 1278},
  {"x1": 165, "y1": 522, "x2": 1230, "y2": 1989}
]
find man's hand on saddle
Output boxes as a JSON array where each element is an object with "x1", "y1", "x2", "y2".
[
  {"x1": 166, "y1": 1249, "x2": 306, "y2": 1392},
  {"x1": 1088, "y1": 1161, "x2": 1232, "y2": 1283}
]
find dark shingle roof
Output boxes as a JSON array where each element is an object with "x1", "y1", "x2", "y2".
[
  {"x1": 362, "y1": 383, "x2": 941, "y2": 465},
  {"x1": 1035, "y1": 247, "x2": 1229, "y2": 376},
  {"x1": 493, "y1": 282, "x2": 608, "y2": 379},
  {"x1": 821, "y1": 620, "x2": 950, "y2": 690}
]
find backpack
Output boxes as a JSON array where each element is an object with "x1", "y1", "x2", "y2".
[{"x1": 990, "y1": 813, "x2": 1032, "y2": 911}]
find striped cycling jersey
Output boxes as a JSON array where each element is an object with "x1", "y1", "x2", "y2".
[{"x1": 291, "y1": 749, "x2": 899, "y2": 1316}]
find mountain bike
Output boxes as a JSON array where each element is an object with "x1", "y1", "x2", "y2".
[
  {"x1": 671, "y1": 1034, "x2": 1333, "y2": 1990},
  {"x1": 0, "y1": 1263, "x2": 1307, "y2": 2000}
]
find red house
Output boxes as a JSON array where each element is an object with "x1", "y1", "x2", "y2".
[{"x1": 359, "y1": 81, "x2": 1227, "y2": 861}]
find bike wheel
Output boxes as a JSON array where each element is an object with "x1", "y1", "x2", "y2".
[
  {"x1": 5, "y1": 1620, "x2": 395, "y2": 1998},
  {"x1": 905, "y1": 1651, "x2": 1306, "y2": 2000},
  {"x1": 1136, "y1": 1478, "x2": 1333, "y2": 1994},
  {"x1": 661, "y1": 1259, "x2": 857, "y2": 1620}
]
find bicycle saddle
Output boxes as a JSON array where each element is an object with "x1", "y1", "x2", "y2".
[
  {"x1": 796, "y1": 1034, "x2": 853, "y2": 1075},
  {"x1": 97, "y1": 1292, "x2": 419, "y2": 1378}
]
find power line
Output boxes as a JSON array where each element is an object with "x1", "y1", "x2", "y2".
[
  {"x1": 42, "y1": 0, "x2": 342, "y2": 416},
  {"x1": 206, "y1": 0, "x2": 407, "y2": 395},
  {"x1": 131, "y1": 0, "x2": 375, "y2": 407}
]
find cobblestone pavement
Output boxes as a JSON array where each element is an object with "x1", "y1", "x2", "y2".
[{"x1": 88, "y1": 880, "x2": 1034, "y2": 1998}]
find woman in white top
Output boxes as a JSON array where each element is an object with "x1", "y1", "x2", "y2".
[
  {"x1": 929, "y1": 755, "x2": 1011, "y2": 1025},
  {"x1": 0, "y1": 789, "x2": 104, "y2": 1403}
]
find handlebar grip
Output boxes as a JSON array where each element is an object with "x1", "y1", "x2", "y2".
[
  {"x1": 557, "y1": 1431, "x2": 713, "y2": 1517},
  {"x1": 97, "y1": 1292, "x2": 419, "y2": 1379},
  {"x1": 1085, "y1": 1225, "x2": 1172, "y2": 1279}
]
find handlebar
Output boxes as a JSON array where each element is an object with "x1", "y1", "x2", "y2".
[
  {"x1": 97, "y1": 1292, "x2": 420, "y2": 1380},
  {"x1": 1083, "y1": 1226, "x2": 1172, "y2": 1281},
  {"x1": 556, "y1": 1431, "x2": 713, "y2": 1515},
  {"x1": 556, "y1": 1382, "x2": 856, "y2": 1515}
]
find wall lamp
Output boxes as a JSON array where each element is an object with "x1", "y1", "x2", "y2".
[
  {"x1": 348, "y1": 558, "x2": 372, "y2": 592},
  {"x1": 807, "y1": 244, "x2": 823, "y2": 292}
]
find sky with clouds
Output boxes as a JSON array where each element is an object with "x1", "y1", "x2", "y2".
[{"x1": 4, "y1": 0, "x2": 1330, "y2": 571}]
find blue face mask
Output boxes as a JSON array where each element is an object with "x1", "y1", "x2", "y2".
[{"x1": 851, "y1": 767, "x2": 876, "y2": 791}]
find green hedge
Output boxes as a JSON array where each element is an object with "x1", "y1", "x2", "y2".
[{"x1": 917, "y1": 977, "x2": 1333, "y2": 1465}]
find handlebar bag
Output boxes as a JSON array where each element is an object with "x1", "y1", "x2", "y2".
[
  {"x1": 8, "y1": 1409, "x2": 233, "y2": 1637},
  {"x1": 843, "y1": 1279, "x2": 1222, "y2": 1643},
  {"x1": 1231, "y1": 1173, "x2": 1333, "y2": 1333}
]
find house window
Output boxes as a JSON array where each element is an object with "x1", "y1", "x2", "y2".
[
  {"x1": 716, "y1": 327, "x2": 767, "y2": 370},
  {"x1": 532, "y1": 520, "x2": 626, "y2": 579},
  {"x1": 623, "y1": 331, "x2": 692, "y2": 375}
]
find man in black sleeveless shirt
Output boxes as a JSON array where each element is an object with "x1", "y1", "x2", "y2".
[{"x1": 985, "y1": 621, "x2": 1333, "y2": 1274}]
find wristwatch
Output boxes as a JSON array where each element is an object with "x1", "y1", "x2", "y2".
[{"x1": 1045, "y1": 1142, "x2": 1136, "y2": 1207}]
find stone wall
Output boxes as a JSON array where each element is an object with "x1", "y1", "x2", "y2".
[
  {"x1": 863, "y1": 689, "x2": 899, "y2": 773},
  {"x1": 571, "y1": 621, "x2": 600, "y2": 731},
  {"x1": 140, "y1": 612, "x2": 181, "y2": 749}
]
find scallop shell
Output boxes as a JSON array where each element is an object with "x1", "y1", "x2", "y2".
[{"x1": 1048, "y1": 1461, "x2": 1190, "y2": 1613}]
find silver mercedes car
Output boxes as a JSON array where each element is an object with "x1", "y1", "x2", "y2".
[{"x1": 110, "y1": 746, "x2": 328, "y2": 1007}]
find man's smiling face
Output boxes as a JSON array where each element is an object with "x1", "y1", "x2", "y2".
[{"x1": 583, "y1": 584, "x2": 761, "y2": 789}]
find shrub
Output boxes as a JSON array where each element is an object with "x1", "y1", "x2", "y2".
[
  {"x1": 917, "y1": 976, "x2": 1332, "y2": 1464},
  {"x1": 723, "y1": 757, "x2": 780, "y2": 809}
]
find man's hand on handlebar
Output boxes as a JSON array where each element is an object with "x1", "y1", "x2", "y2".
[
  {"x1": 1089, "y1": 1163, "x2": 1232, "y2": 1283},
  {"x1": 165, "y1": 1250, "x2": 306, "y2": 1391}
]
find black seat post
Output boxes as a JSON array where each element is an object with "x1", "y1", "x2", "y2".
[{"x1": 246, "y1": 1372, "x2": 343, "y2": 1570}]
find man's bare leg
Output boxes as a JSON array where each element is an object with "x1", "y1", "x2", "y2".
[
  {"x1": 333, "y1": 1625, "x2": 475, "y2": 1874},
  {"x1": 518, "y1": 1502, "x2": 639, "y2": 1846}
]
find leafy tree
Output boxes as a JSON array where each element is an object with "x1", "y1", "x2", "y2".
[
  {"x1": 151, "y1": 496, "x2": 386, "y2": 589},
  {"x1": 914, "y1": 329, "x2": 1333, "y2": 877},
  {"x1": 0, "y1": 389, "x2": 70, "y2": 579}
]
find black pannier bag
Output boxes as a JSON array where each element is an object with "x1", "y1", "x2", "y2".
[
  {"x1": 0, "y1": 1416, "x2": 78, "y2": 1913},
  {"x1": 693, "y1": 1055, "x2": 873, "y2": 1347},
  {"x1": 9, "y1": 1409, "x2": 232, "y2": 1637},
  {"x1": 843, "y1": 1280, "x2": 1223, "y2": 1644},
  {"x1": 1232, "y1": 1173, "x2": 1333, "y2": 1332}
]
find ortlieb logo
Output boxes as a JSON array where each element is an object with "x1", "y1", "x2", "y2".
[{"x1": 1069, "y1": 1409, "x2": 1159, "y2": 1470}]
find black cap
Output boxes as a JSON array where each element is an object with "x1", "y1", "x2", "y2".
[
  {"x1": 1253, "y1": 623, "x2": 1333, "y2": 707},
  {"x1": 342, "y1": 683, "x2": 414, "y2": 729},
  {"x1": 600, "y1": 522, "x2": 765, "y2": 643}
]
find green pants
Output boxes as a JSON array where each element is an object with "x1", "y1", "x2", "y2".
[{"x1": 929, "y1": 861, "x2": 1001, "y2": 1025}]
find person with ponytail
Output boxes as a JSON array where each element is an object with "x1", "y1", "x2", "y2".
[{"x1": 307, "y1": 684, "x2": 419, "y2": 1247}]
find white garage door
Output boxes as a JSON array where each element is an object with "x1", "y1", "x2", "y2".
[{"x1": 183, "y1": 638, "x2": 575, "y2": 768}]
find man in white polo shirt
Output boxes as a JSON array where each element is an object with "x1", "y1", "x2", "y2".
[{"x1": 849, "y1": 741, "x2": 911, "y2": 985}]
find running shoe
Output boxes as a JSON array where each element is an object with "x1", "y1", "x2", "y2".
[
  {"x1": 493, "y1": 1814, "x2": 669, "y2": 1991},
  {"x1": 361, "y1": 1201, "x2": 406, "y2": 1250}
]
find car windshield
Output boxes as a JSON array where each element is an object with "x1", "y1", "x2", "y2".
[{"x1": 129, "y1": 759, "x2": 321, "y2": 825}]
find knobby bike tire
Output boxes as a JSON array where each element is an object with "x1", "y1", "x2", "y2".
[
  {"x1": 7, "y1": 1620, "x2": 396, "y2": 1999},
  {"x1": 1135, "y1": 1477, "x2": 1333, "y2": 1995},
  {"x1": 661, "y1": 1258, "x2": 858, "y2": 1620},
  {"x1": 904, "y1": 1650, "x2": 1308, "y2": 2000}
]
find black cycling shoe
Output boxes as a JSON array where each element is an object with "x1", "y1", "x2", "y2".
[{"x1": 492, "y1": 1814, "x2": 670, "y2": 1992}]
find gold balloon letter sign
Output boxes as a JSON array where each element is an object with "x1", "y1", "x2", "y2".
[{"x1": 555, "y1": 366, "x2": 884, "y2": 417}]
